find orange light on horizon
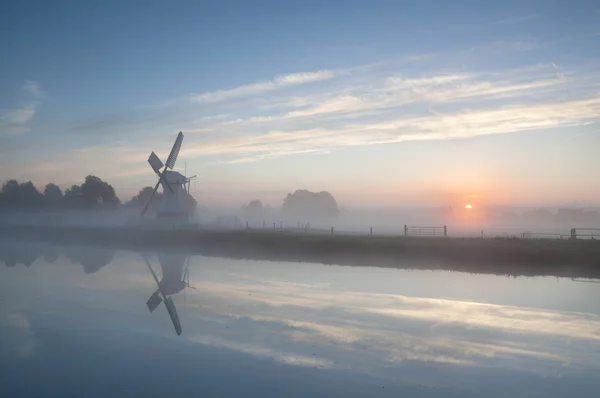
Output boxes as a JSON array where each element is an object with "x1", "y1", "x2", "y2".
[{"x1": 465, "y1": 204, "x2": 472, "y2": 209}]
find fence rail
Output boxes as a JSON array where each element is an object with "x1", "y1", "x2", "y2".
[{"x1": 404, "y1": 224, "x2": 447, "y2": 237}]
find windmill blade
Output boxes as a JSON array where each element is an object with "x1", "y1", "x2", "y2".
[
  {"x1": 146, "y1": 290, "x2": 163, "y2": 313},
  {"x1": 140, "y1": 179, "x2": 161, "y2": 217},
  {"x1": 143, "y1": 255, "x2": 161, "y2": 286},
  {"x1": 165, "y1": 131, "x2": 184, "y2": 170},
  {"x1": 164, "y1": 296, "x2": 183, "y2": 336},
  {"x1": 148, "y1": 151, "x2": 164, "y2": 174},
  {"x1": 183, "y1": 256, "x2": 189, "y2": 302}
]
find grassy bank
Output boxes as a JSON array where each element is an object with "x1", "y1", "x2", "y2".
[{"x1": 2, "y1": 226, "x2": 600, "y2": 278}]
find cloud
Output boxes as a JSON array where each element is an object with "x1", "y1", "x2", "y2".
[
  {"x1": 274, "y1": 70, "x2": 336, "y2": 86},
  {"x1": 189, "y1": 334, "x2": 334, "y2": 369},
  {"x1": 4, "y1": 45, "x2": 598, "y2": 192},
  {"x1": 176, "y1": 271, "x2": 600, "y2": 378},
  {"x1": 189, "y1": 69, "x2": 337, "y2": 103},
  {"x1": 0, "y1": 312, "x2": 40, "y2": 358},
  {"x1": 1, "y1": 102, "x2": 37, "y2": 124},
  {"x1": 491, "y1": 14, "x2": 537, "y2": 26},
  {"x1": 176, "y1": 92, "x2": 599, "y2": 165},
  {"x1": 0, "y1": 80, "x2": 44, "y2": 136},
  {"x1": 21, "y1": 80, "x2": 45, "y2": 99}
]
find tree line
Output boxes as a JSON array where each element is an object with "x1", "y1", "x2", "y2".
[{"x1": 0, "y1": 176, "x2": 195, "y2": 212}]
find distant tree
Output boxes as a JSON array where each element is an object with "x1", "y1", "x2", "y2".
[
  {"x1": 583, "y1": 210, "x2": 600, "y2": 224},
  {"x1": 282, "y1": 190, "x2": 339, "y2": 220},
  {"x1": 242, "y1": 200, "x2": 263, "y2": 212},
  {"x1": 240, "y1": 199, "x2": 265, "y2": 220},
  {"x1": 126, "y1": 186, "x2": 163, "y2": 209},
  {"x1": 185, "y1": 192, "x2": 197, "y2": 215},
  {"x1": 126, "y1": 185, "x2": 196, "y2": 215},
  {"x1": 0, "y1": 179, "x2": 21, "y2": 208},
  {"x1": 521, "y1": 208, "x2": 554, "y2": 222},
  {"x1": 43, "y1": 183, "x2": 63, "y2": 208},
  {"x1": 0, "y1": 179, "x2": 44, "y2": 210},
  {"x1": 80, "y1": 175, "x2": 120, "y2": 209},
  {"x1": 64, "y1": 184, "x2": 83, "y2": 208}
]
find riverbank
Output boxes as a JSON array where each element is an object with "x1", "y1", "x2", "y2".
[{"x1": 2, "y1": 226, "x2": 600, "y2": 278}]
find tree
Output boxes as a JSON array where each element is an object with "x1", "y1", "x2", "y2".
[
  {"x1": 80, "y1": 175, "x2": 120, "y2": 209},
  {"x1": 64, "y1": 184, "x2": 83, "y2": 208},
  {"x1": 282, "y1": 190, "x2": 339, "y2": 220},
  {"x1": 242, "y1": 200, "x2": 263, "y2": 212},
  {"x1": 241, "y1": 199, "x2": 264, "y2": 220},
  {"x1": 185, "y1": 192, "x2": 197, "y2": 215},
  {"x1": 0, "y1": 179, "x2": 44, "y2": 209},
  {"x1": 126, "y1": 185, "x2": 196, "y2": 215},
  {"x1": 125, "y1": 186, "x2": 163, "y2": 209},
  {"x1": 43, "y1": 183, "x2": 63, "y2": 208}
]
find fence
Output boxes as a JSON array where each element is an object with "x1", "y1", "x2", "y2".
[
  {"x1": 570, "y1": 228, "x2": 600, "y2": 239},
  {"x1": 404, "y1": 225, "x2": 447, "y2": 237},
  {"x1": 521, "y1": 232, "x2": 571, "y2": 239}
]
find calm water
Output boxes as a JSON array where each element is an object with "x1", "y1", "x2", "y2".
[{"x1": 1, "y1": 240, "x2": 600, "y2": 397}]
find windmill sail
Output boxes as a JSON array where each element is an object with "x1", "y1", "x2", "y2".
[
  {"x1": 146, "y1": 290, "x2": 162, "y2": 313},
  {"x1": 148, "y1": 151, "x2": 164, "y2": 174},
  {"x1": 164, "y1": 296, "x2": 182, "y2": 335},
  {"x1": 165, "y1": 131, "x2": 183, "y2": 170}
]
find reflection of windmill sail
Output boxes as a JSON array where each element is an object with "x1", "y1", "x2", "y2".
[{"x1": 143, "y1": 252, "x2": 193, "y2": 336}]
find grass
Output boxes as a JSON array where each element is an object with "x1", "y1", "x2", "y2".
[{"x1": 3, "y1": 225, "x2": 600, "y2": 278}]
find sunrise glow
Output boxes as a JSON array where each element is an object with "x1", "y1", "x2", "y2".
[{"x1": 465, "y1": 204, "x2": 472, "y2": 209}]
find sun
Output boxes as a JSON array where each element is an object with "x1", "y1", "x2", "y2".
[{"x1": 465, "y1": 204, "x2": 472, "y2": 209}]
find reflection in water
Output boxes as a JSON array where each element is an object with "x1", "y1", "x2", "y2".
[
  {"x1": 2, "y1": 239, "x2": 600, "y2": 397},
  {"x1": 143, "y1": 252, "x2": 195, "y2": 335},
  {"x1": 0, "y1": 240, "x2": 192, "y2": 336}
]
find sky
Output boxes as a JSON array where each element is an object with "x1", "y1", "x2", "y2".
[{"x1": 1, "y1": 0, "x2": 599, "y2": 208}]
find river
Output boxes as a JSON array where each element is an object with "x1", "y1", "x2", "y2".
[{"x1": 1, "y1": 241, "x2": 599, "y2": 397}]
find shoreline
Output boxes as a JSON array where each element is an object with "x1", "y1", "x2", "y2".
[{"x1": 2, "y1": 226, "x2": 600, "y2": 279}]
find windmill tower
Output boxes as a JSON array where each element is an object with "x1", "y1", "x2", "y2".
[{"x1": 141, "y1": 132, "x2": 196, "y2": 225}]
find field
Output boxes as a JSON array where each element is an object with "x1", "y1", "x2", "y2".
[{"x1": 2, "y1": 226, "x2": 600, "y2": 278}]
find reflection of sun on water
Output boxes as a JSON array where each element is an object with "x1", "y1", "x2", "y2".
[{"x1": 465, "y1": 204, "x2": 472, "y2": 209}]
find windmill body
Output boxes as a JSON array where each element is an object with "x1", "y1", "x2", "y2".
[
  {"x1": 156, "y1": 252, "x2": 187, "y2": 296},
  {"x1": 140, "y1": 131, "x2": 197, "y2": 226},
  {"x1": 156, "y1": 170, "x2": 189, "y2": 222}
]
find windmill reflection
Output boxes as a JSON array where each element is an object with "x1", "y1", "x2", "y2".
[
  {"x1": 0, "y1": 240, "x2": 196, "y2": 337},
  {"x1": 142, "y1": 252, "x2": 195, "y2": 336}
]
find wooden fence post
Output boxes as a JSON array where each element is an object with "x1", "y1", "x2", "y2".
[
  {"x1": 370, "y1": 226, "x2": 373, "y2": 236},
  {"x1": 330, "y1": 226, "x2": 334, "y2": 236},
  {"x1": 444, "y1": 226, "x2": 447, "y2": 237}
]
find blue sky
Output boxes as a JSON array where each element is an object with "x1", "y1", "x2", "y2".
[{"x1": 1, "y1": 0, "x2": 599, "y2": 207}]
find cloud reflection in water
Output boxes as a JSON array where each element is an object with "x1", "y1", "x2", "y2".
[{"x1": 1, "y1": 242, "x2": 600, "y2": 396}]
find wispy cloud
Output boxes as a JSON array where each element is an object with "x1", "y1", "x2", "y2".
[
  {"x1": 178, "y1": 270, "x2": 600, "y2": 379},
  {"x1": 189, "y1": 69, "x2": 336, "y2": 103},
  {"x1": 5, "y1": 42, "x2": 598, "y2": 195},
  {"x1": 0, "y1": 80, "x2": 44, "y2": 135},
  {"x1": 491, "y1": 14, "x2": 538, "y2": 26},
  {"x1": 0, "y1": 312, "x2": 40, "y2": 358},
  {"x1": 21, "y1": 80, "x2": 46, "y2": 99}
]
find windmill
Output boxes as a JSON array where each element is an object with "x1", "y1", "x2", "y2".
[
  {"x1": 142, "y1": 252, "x2": 196, "y2": 336},
  {"x1": 141, "y1": 131, "x2": 195, "y2": 224}
]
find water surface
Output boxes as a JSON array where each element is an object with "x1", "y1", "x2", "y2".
[{"x1": 1, "y1": 241, "x2": 599, "y2": 397}]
